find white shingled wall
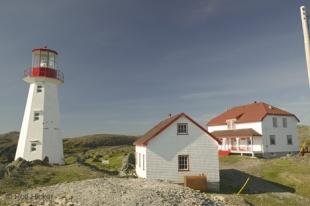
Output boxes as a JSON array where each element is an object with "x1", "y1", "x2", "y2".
[{"x1": 143, "y1": 116, "x2": 220, "y2": 191}]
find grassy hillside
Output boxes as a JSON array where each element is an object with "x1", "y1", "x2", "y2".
[
  {"x1": 0, "y1": 132, "x2": 137, "y2": 195},
  {"x1": 63, "y1": 133, "x2": 137, "y2": 154},
  {"x1": 220, "y1": 155, "x2": 310, "y2": 205},
  {"x1": 0, "y1": 132, "x2": 19, "y2": 164}
]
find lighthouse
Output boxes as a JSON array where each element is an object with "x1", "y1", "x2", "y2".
[{"x1": 15, "y1": 47, "x2": 64, "y2": 164}]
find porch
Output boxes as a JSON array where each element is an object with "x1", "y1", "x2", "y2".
[{"x1": 211, "y1": 128, "x2": 263, "y2": 157}]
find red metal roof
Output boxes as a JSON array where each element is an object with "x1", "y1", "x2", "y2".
[
  {"x1": 207, "y1": 102, "x2": 299, "y2": 126},
  {"x1": 32, "y1": 47, "x2": 58, "y2": 55},
  {"x1": 211, "y1": 128, "x2": 262, "y2": 138},
  {"x1": 133, "y1": 113, "x2": 220, "y2": 146}
]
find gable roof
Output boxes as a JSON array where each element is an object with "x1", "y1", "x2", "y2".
[
  {"x1": 207, "y1": 101, "x2": 299, "y2": 126},
  {"x1": 211, "y1": 128, "x2": 262, "y2": 138},
  {"x1": 134, "y1": 113, "x2": 220, "y2": 146}
]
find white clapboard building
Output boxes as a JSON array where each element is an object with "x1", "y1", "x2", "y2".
[
  {"x1": 134, "y1": 113, "x2": 220, "y2": 191},
  {"x1": 207, "y1": 101, "x2": 299, "y2": 158}
]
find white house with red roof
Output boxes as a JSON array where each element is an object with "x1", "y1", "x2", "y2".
[
  {"x1": 207, "y1": 101, "x2": 299, "y2": 158},
  {"x1": 134, "y1": 113, "x2": 220, "y2": 191}
]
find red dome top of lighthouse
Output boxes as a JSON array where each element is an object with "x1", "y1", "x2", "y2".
[{"x1": 24, "y1": 47, "x2": 64, "y2": 83}]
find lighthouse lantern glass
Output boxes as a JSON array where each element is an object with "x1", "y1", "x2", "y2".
[
  {"x1": 32, "y1": 50, "x2": 57, "y2": 69},
  {"x1": 40, "y1": 51, "x2": 48, "y2": 67}
]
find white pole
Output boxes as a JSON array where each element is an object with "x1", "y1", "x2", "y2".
[{"x1": 300, "y1": 6, "x2": 310, "y2": 87}]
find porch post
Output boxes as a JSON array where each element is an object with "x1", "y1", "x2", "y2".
[
  {"x1": 251, "y1": 136, "x2": 255, "y2": 157},
  {"x1": 237, "y1": 137, "x2": 240, "y2": 151}
]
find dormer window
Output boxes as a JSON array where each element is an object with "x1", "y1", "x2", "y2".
[
  {"x1": 226, "y1": 119, "x2": 236, "y2": 129},
  {"x1": 177, "y1": 123, "x2": 188, "y2": 135}
]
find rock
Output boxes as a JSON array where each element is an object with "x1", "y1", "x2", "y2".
[
  {"x1": 43, "y1": 156, "x2": 50, "y2": 165},
  {"x1": 120, "y1": 153, "x2": 136, "y2": 176},
  {"x1": 5, "y1": 158, "x2": 30, "y2": 177},
  {"x1": 30, "y1": 159, "x2": 45, "y2": 166}
]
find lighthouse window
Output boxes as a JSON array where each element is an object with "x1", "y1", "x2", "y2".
[
  {"x1": 37, "y1": 85, "x2": 43, "y2": 93},
  {"x1": 30, "y1": 142, "x2": 37, "y2": 152},
  {"x1": 34, "y1": 112, "x2": 40, "y2": 121},
  {"x1": 40, "y1": 51, "x2": 48, "y2": 67},
  {"x1": 48, "y1": 53, "x2": 55, "y2": 68}
]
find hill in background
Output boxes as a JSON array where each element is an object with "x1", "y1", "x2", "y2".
[{"x1": 0, "y1": 125, "x2": 310, "y2": 164}]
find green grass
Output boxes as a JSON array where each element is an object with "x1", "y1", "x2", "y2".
[
  {"x1": 0, "y1": 164, "x2": 105, "y2": 194},
  {"x1": 259, "y1": 157, "x2": 310, "y2": 197},
  {"x1": 220, "y1": 155, "x2": 310, "y2": 205},
  {"x1": 243, "y1": 193, "x2": 308, "y2": 206},
  {"x1": 81, "y1": 145, "x2": 134, "y2": 171}
]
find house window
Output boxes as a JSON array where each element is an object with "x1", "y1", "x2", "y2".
[
  {"x1": 142, "y1": 154, "x2": 145, "y2": 171},
  {"x1": 138, "y1": 153, "x2": 141, "y2": 168},
  {"x1": 269, "y1": 135, "x2": 276, "y2": 145},
  {"x1": 226, "y1": 119, "x2": 236, "y2": 129},
  {"x1": 30, "y1": 142, "x2": 38, "y2": 152},
  {"x1": 178, "y1": 155, "x2": 189, "y2": 171},
  {"x1": 177, "y1": 123, "x2": 188, "y2": 135},
  {"x1": 287, "y1": 135, "x2": 293, "y2": 145},
  {"x1": 34, "y1": 112, "x2": 40, "y2": 121},
  {"x1": 37, "y1": 85, "x2": 43, "y2": 93},
  {"x1": 282, "y1": 118, "x2": 287, "y2": 128},
  {"x1": 272, "y1": 117, "x2": 277, "y2": 128}
]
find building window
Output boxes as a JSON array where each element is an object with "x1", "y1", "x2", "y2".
[
  {"x1": 138, "y1": 153, "x2": 141, "y2": 168},
  {"x1": 177, "y1": 123, "x2": 188, "y2": 135},
  {"x1": 269, "y1": 135, "x2": 276, "y2": 145},
  {"x1": 178, "y1": 155, "x2": 189, "y2": 171},
  {"x1": 30, "y1": 142, "x2": 38, "y2": 152},
  {"x1": 34, "y1": 112, "x2": 40, "y2": 121},
  {"x1": 272, "y1": 117, "x2": 277, "y2": 128},
  {"x1": 226, "y1": 119, "x2": 236, "y2": 129},
  {"x1": 287, "y1": 135, "x2": 293, "y2": 145},
  {"x1": 37, "y1": 85, "x2": 43, "y2": 93},
  {"x1": 142, "y1": 154, "x2": 145, "y2": 171},
  {"x1": 282, "y1": 118, "x2": 287, "y2": 128}
]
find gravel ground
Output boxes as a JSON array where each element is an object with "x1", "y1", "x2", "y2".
[{"x1": 0, "y1": 178, "x2": 228, "y2": 206}]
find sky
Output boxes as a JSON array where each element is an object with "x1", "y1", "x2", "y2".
[{"x1": 0, "y1": 0, "x2": 310, "y2": 137}]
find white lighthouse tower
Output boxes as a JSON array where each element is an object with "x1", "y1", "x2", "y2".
[{"x1": 15, "y1": 47, "x2": 64, "y2": 164}]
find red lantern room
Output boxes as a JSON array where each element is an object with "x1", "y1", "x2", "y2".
[{"x1": 24, "y1": 47, "x2": 64, "y2": 83}]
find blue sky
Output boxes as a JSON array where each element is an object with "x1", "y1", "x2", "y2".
[{"x1": 0, "y1": 0, "x2": 310, "y2": 137}]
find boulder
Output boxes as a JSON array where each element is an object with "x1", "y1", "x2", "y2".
[
  {"x1": 4, "y1": 158, "x2": 30, "y2": 177},
  {"x1": 43, "y1": 156, "x2": 49, "y2": 165},
  {"x1": 120, "y1": 153, "x2": 136, "y2": 177}
]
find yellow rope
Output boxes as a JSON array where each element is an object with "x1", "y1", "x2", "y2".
[{"x1": 237, "y1": 177, "x2": 250, "y2": 195}]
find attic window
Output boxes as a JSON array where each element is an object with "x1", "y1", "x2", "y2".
[
  {"x1": 226, "y1": 119, "x2": 236, "y2": 129},
  {"x1": 177, "y1": 123, "x2": 188, "y2": 135}
]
